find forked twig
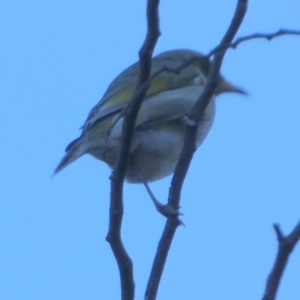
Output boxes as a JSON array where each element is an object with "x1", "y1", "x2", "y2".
[
  {"x1": 144, "y1": 1, "x2": 248, "y2": 300},
  {"x1": 207, "y1": 28, "x2": 300, "y2": 58},
  {"x1": 262, "y1": 221, "x2": 300, "y2": 300}
]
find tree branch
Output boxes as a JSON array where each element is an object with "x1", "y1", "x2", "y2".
[
  {"x1": 106, "y1": 1, "x2": 160, "y2": 299},
  {"x1": 207, "y1": 28, "x2": 300, "y2": 58},
  {"x1": 144, "y1": 1, "x2": 248, "y2": 300},
  {"x1": 262, "y1": 221, "x2": 300, "y2": 300}
]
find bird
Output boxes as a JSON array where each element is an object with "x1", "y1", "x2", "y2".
[{"x1": 54, "y1": 49, "x2": 245, "y2": 186}]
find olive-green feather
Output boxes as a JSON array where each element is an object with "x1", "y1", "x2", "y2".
[{"x1": 82, "y1": 50, "x2": 210, "y2": 132}]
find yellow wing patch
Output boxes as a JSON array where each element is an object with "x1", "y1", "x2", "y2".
[
  {"x1": 88, "y1": 116, "x2": 114, "y2": 138},
  {"x1": 103, "y1": 76, "x2": 170, "y2": 110}
]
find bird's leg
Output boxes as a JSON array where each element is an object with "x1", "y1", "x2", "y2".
[
  {"x1": 182, "y1": 112, "x2": 211, "y2": 127},
  {"x1": 142, "y1": 180, "x2": 164, "y2": 212},
  {"x1": 132, "y1": 156, "x2": 184, "y2": 218},
  {"x1": 142, "y1": 180, "x2": 182, "y2": 218},
  {"x1": 182, "y1": 115, "x2": 197, "y2": 127},
  {"x1": 143, "y1": 181, "x2": 185, "y2": 225},
  {"x1": 143, "y1": 181, "x2": 182, "y2": 217}
]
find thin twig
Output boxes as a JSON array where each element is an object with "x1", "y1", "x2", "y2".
[
  {"x1": 106, "y1": 1, "x2": 160, "y2": 300},
  {"x1": 207, "y1": 28, "x2": 300, "y2": 58},
  {"x1": 144, "y1": 1, "x2": 248, "y2": 300},
  {"x1": 262, "y1": 221, "x2": 300, "y2": 300}
]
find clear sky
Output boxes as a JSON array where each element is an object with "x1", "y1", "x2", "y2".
[{"x1": 1, "y1": 1, "x2": 300, "y2": 299}]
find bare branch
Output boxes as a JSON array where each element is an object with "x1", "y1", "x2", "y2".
[
  {"x1": 144, "y1": 1, "x2": 248, "y2": 300},
  {"x1": 262, "y1": 221, "x2": 300, "y2": 300},
  {"x1": 106, "y1": 1, "x2": 160, "y2": 299},
  {"x1": 207, "y1": 28, "x2": 300, "y2": 58}
]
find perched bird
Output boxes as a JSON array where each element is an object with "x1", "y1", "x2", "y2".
[{"x1": 54, "y1": 49, "x2": 244, "y2": 184}]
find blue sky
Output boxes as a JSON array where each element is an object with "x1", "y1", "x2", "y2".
[{"x1": 1, "y1": 1, "x2": 300, "y2": 299}]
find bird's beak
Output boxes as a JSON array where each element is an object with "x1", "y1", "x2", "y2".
[{"x1": 215, "y1": 78, "x2": 247, "y2": 96}]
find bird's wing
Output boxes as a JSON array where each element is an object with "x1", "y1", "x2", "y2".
[
  {"x1": 80, "y1": 50, "x2": 210, "y2": 133},
  {"x1": 135, "y1": 85, "x2": 205, "y2": 131}
]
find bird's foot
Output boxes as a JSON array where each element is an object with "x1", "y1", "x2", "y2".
[
  {"x1": 182, "y1": 115, "x2": 197, "y2": 126},
  {"x1": 154, "y1": 201, "x2": 182, "y2": 216},
  {"x1": 142, "y1": 179, "x2": 184, "y2": 224}
]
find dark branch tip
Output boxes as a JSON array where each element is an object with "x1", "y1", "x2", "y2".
[{"x1": 273, "y1": 223, "x2": 284, "y2": 241}]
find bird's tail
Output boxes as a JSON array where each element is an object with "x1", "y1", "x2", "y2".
[{"x1": 53, "y1": 137, "x2": 87, "y2": 176}]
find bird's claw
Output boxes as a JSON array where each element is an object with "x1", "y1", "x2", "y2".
[
  {"x1": 154, "y1": 203, "x2": 185, "y2": 225},
  {"x1": 182, "y1": 115, "x2": 197, "y2": 126}
]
